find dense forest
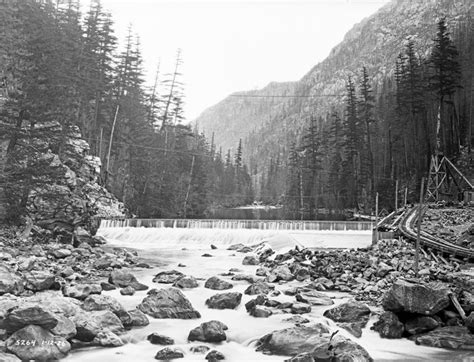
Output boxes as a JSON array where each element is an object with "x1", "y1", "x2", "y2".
[
  {"x1": 256, "y1": 17, "x2": 474, "y2": 218},
  {"x1": 1, "y1": 1, "x2": 473, "y2": 223},
  {"x1": 0, "y1": 0, "x2": 253, "y2": 222}
]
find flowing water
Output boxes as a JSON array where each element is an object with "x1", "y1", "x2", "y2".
[{"x1": 66, "y1": 223, "x2": 474, "y2": 362}]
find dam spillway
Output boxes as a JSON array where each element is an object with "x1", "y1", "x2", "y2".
[
  {"x1": 99, "y1": 218, "x2": 374, "y2": 231},
  {"x1": 97, "y1": 219, "x2": 374, "y2": 250}
]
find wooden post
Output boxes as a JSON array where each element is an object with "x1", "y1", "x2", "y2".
[
  {"x1": 374, "y1": 192, "x2": 379, "y2": 244},
  {"x1": 395, "y1": 179, "x2": 399, "y2": 211},
  {"x1": 105, "y1": 104, "x2": 120, "y2": 184},
  {"x1": 415, "y1": 177, "x2": 425, "y2": 277}
]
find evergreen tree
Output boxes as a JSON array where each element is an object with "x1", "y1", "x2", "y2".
[
  {"x1": 429, "y1": 17, "x2": 461, "y2": 156},
  {"x1": 357, "y1": 66, "x2": 375, "y2": 203}
]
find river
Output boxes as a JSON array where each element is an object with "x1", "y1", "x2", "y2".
[{"x1": 66, "y1": 226, "x2": 474, "y2": 362}]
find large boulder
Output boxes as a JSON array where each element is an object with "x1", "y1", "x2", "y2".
[
  {"x1": 23, "y1": 270, "x2": 55, "y2": 292},
  {"x1": 266, "y1": 265, "x2": 294, "y2": 282},
  {"x1": 138, "y1": 288, "x2": 200, "y2": 319},
  {"x1": 309, "y1": 334, "x2": 373, "y2": 361},
  {"x1": 323, "y1": 301, "x2": 371, "y2": 338},
  {"x1": 51, "y1": 315, "x2": 77, "y2": 339},
  {"x1": 153, "y1": 270, "x2": 185, "y2": 284},
  {"x1": 108, "y1": 270, "x2": 148, "y2": 291},
  {"x1": 173, "y1": 276, "x2": 199, "y2": 289},
  {"x1": 244, "y1": 281, "x2": 274, "y2": 295},
  {"x1": 206, "y1": 350, "x2": 225, "y2": 361},
  {"x1": 405, "y1": 316, "x2": 439, "y2": 335},
  {"x1": 62, "y1": 283, "x2": 102, "y2": 300},
  {"x1": 26, "y1": 291, "x2": 82, "y2": 317},
  {"x1": 0, "y1": 266, "x2": 24, "y2": 296},
  {"x1": 291, "y1": 303, "x2": 311, "y2": 315},
  {"x1": 93, "y1": 330, "x2": 124, "y2": 347},
  {"x1": 383, "y1": 280, "x2": 450, "y2": 315},
  {"x1": 250, "y1": 305, "x2": 273, "y2": 318},
  {"x1": 295, "y1": 290, "x2": 334, "y2": 306},
  {"x1": 0, "y1": 295, "x2": 21, "y2": 328},
  {"x1": 205, "y1": 292, "x2": 242, "y2": 309},
  {"x1": 371, "y1": 311, "x2": 404, "y2": 339},
  {"x1": 147, "y1": 333, "x2": 174, "y2": 345},
  {"x1": 82, "y1": 294, "x2": 125, "y2": 314},
  {"x1": 256, "y1": 324, "x2": 331, "y2": 356},
  {"x1": 155, "y1": 347, "x2": 184, "y2": 360},
  {"x1": 323, "y1": 301, "x2": 371, "y2": 325},
  {"x1": 242, "y1": 255, "x2": 259, "y2": 265},
  {"x1": 51, "y1": 248, "x2": 72, "y2": 259},
  {"x1": 204, "y1": 276, "x2": 233, "y2": 290},
  {"x1": 128, "y1": 309, "x2": 150, "y2": 327},
  {"x1": 415, "y1": 326, "x2": 474, "y2": 350},
  {"x1": 4, "y1": 305, "x2": 59, "y2": 333},
  {"x1": 6, "y1": 325, "x2": 71, "y2": 361},
  {"x1": 72, "y1": 310, "x2": 124, "y2": 342},
  {"x1": 188, "y1": 320, "x2": 228, "y2": 343}
]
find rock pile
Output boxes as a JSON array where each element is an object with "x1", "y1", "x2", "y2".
[
  {"x1": 372, "y1": 279, "x2": 474, "y2": 351},
  {"x1": 0, "y1": 229, "x2": 154, "y2": 361},
  {"x1": 423, "y1": 207, "x2": 474, "y2": 249},
  {"x1": 256, "y1": 239, "x2": 469, "y2": 305}
]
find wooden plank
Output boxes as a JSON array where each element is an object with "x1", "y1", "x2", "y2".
[
  {"x1": 449, "y1": 293, "x2": 466, "y2": 321},
  {"x1": 429, "y1": 250, "x2": 439, "y2": 263},
  {"x1": 421, "y1": 248, "x2": 429, "y2": 260},
  {"x1": 439, "y1": 255, "x2": 450, "y2": 266}
]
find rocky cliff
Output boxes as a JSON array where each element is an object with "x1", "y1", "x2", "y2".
[
  {"x1": 0, "y1": 123, "x2": 125, "y2": 241},
  {"x1": 195, "y1": 0, "x2": 473, "y2": 165}
]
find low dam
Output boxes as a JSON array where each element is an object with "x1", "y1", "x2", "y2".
[
  {"x1": 98, "y1": 219, "x2": 374, "y2": 250},
  {"x1": 100, "y1": 218, "x2": 374, "y2": 231}
]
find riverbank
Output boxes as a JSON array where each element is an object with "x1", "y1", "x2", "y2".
[{"x1": 1, "y1": 224, "x2": 473, "y2": 361}]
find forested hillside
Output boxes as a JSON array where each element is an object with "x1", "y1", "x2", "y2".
[
  {"x1": 196, "y1": 0, "x2": 474, "y2": 217},
  {"x1": 0, "y1": 0, "x2": 253, "y2": 228}
]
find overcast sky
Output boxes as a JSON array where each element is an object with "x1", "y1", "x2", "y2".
[{"x1": 100, "y1": 0, "x2": 390, "y2": 121}]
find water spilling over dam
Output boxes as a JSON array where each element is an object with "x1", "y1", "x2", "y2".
[
  {"x1": 100, "y1": 218, "x2": 374, "y2": 231},
  {"x1": 98, "y1": 219, "x2": 374, "y2": 250}
]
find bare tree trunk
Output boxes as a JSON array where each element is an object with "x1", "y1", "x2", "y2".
[{"x1": 183, "y1": 155, "x2": 195, "y2": 218}]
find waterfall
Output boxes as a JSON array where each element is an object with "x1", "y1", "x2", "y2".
[{"x1": 99, "y1": 218, "x2": 374, "y2": 231}]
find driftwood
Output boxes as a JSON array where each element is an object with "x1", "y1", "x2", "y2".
[
  {"x1": 421, "y1": 248, "x2": 429, "y2": 260},
  {"x1": 449, "y1": 293, "x2": 466, "y2": 321},
  {"x1": 429, "y1": 250, "x2": 439, "y2": 263},
  {"x1": 438, "y1": 255, "x2": 450, "y2": 266}
]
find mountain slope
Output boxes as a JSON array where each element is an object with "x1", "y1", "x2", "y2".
[
  {"x1": 196, "y1": 81, "x2": 296, "y2": 153},
  {"x1": 195, "y1": 0, "x2": 473, "y2": 165}
]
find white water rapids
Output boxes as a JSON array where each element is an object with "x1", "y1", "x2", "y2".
[{"x1": 65, "y1": 226, "x2": 474, "y2": 362}]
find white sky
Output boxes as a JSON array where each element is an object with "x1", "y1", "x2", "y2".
[{"x1": 100, "y1": 0, "x2": 390, "y2": 121}]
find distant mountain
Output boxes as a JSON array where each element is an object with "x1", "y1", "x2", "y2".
[
  {"x1": 195, "y1": 0, "x2": 473, "y2": 165},
  {"x1": 196, "y1": 81, "x2": 296, "y2": 153}
]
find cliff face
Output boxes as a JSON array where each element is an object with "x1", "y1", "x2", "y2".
[
  {"x1": 0, "y1": 123, "x2": 125, "y2": 239},
  {"x1": 195, "y1": 0, "x2": 473, "y2": 164}
]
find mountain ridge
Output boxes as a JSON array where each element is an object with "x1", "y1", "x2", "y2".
[{"x1": 195, "y1": 0, "x2": 473, "y2": 164}]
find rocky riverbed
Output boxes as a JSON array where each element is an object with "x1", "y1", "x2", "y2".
[
  {"x1": 423, "y1": 206, "x2": 474, "y2": 249},
  {"x1": 1, "y1": 224, "x2": 474, "y2": 361}
]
